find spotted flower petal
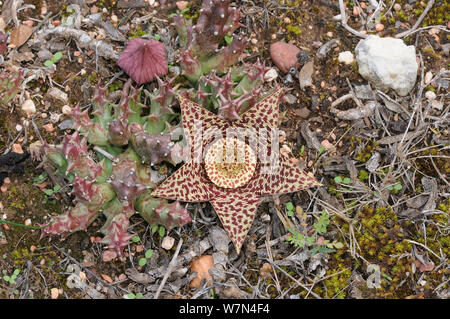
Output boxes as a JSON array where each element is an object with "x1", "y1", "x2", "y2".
[
  {"x1": 210, "y1": 189, "x2": 259, "y2": 254},
  {"x1": 152, "y1": 163, "x2": 212, "y2": 202}
]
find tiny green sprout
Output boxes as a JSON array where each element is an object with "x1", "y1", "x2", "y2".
[
  {"x1": 342, "y1": 177, "x2": 351, "y2": 185},
  {"x1": 131, "y1": 235, "x2": 140, "y2": 243},
  {"x1": 33, "y1": 173, "x2": 48, "y2": 185},
  {"x1": 319, "y1": 145, "x2": 325, "y2": 155},
  {"x1": 287, "y1": 229, "x2": 306, "y2": 247},
  {"x1": 334, "y1": 176, "x2": 343, "y2": 184},
  {"x1": 127, "y1": 293, "x2": 136, "y2": 299},
  {"x1": 314, "y1": 211, "x2": 330, "y2": 235},
  {"x1": 300, "y1": 145, "x2": 305, "y2": 156},
  {"x1": 145, "y1": 249, "x2": 153, "y2": 259},
  {"x1": 311, "y1": 246, "x2": 334, "y2": 255},
  {"x1": 44, "y1": 52, "x2": 63, "y2": 67},
  {"x1": 382, "y1": 273, "x2": 393, "y2": 281},
  {"x1": 158, "y1": 225, "x2": 166, "y2": 238},
  {"x1": 135, "y1": 292, "x2": 143, "y2": 299},
  {"x1": 393, "y1": 184, "x2": 403, "y2": 191},
  {"x1": 286, "y1": 202, "x2": 295, "y2": 217},
  {"x1": 180, "y1": 8, "x2": 190, "y2": 15},
  {"x1": 154, "y1": 34, "x2": 161, "y2": 41},
  {"x1": 306, "y1": 236, "x2": 315, "y2": 246},
  {"x1": 224, "y1": 35, "x2": 233, "y2": 45},
  {"x1": 138, "y1": 258, "x2": 147, "y2": 267}
]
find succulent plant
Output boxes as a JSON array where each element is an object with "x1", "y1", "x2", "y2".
[
  {"x1": 33, "y1": 79, "x2": 191, "y2": 259},
  {"x1": 0, "y1": 69, "x2": 24, "y2": 108},
  {"x1": 175, "y1": 0, "x2": 248, "y2": 83},
  {"x1": 152, "y1": 90, "x2": 321, "y2": 253},
  {"x1": 117, "y1": 38, "x2": 168, "y2": 85}
]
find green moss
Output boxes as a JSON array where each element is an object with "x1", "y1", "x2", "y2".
[
  {"x1": 286, "y1": 25, "x2": 302, "y2": 35},
  {"x1": 353, "y1": 138, "x2": 379, "y2": 163}
]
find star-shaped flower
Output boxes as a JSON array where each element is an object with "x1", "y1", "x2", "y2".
[{"x1": 152, "y1": 88, "x2": 321, "y2": 253}]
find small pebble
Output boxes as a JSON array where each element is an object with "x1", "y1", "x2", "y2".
[
  {"x1": 24, "y1": 219, "x2": 31, "y2": 226},
  {"x1": 264, "y1": 68, "x2": 278, "y2": 82},
  {"x1": 321, "y1": 139, "x2": 333, "y2": 150},
  {"x1": 62, "y1": 105, "x2": 72, "y2": 114},
  {"x1": 332, "y1": 14, "x2": 342, "y2": 21},
  {"x1": 111, "y1": 15, "x2": 118, "y2": 23},
  {"x1": 50, "y1": 288, "x2": 59, "y2": 299},
  {"x1": 338, "y1": 51, "x2": 354, "y2": 65},
  {"x1": 393, "y1": 3, "x2": 402, "y2": 11},
  {"x1": 15, "y1": 124, "x2": 22, "y2": 131},
  {"x1": 424, "y1": 71, "x2": 433, "y2": 84},
  {"x1": 312, "y1": 41, "x2": 323, "y2": 49},
  {"x1": 161, "y1": 236, "x2": 175, "y2": 250},
  {"x1": 375, "y1": 24, "x2": 385, "y2": 32},
  {"x1": 21, "y1": 99, "x2": 36, "y2": 116},
  {"x1": 176, "y1": 1, "x2": 188, "y2": 11},
  {"x1": 353, "y1": 6, "x2": 362, "y2": 16},
  {"x1": 43, "y1": 123, "x2": 54, "y2": 132},
  {"x1": 425, "y1": 90, "x2": 436, "y2": 100}
]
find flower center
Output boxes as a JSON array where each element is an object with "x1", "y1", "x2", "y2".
[{"x1": 204, "y1": 138, "x2": 257, "y2": 189}]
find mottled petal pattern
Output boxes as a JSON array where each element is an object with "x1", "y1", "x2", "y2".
[
  {"x1": 238, "y1": 88, "x2": 283, "y2": 130},
  {"x1": 258, "y1": 154, "x2": 322, "y2": 195},
  {"x1": 210, "y1": 190, "x2": 259, "y2": 254},
  {"x1": 152, "y1": 163, "x2": 213, "y2": 202}
]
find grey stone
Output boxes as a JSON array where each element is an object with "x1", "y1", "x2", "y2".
[
  {"x1": 209, "y1": 226, "x2": 230, "y2": 253},
  {"x1": 46, "y1": 87, "x2": 69, "y2": 104}
]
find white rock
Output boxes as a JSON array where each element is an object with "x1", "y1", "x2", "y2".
[
  {"x1": 424, "y1": 71, "x2": 433, "y2": 84},
  {"x1": 338, "y1": 51, "x2": 354, "y2": 65},
  {"x1": 425, "y1": 90, "x2": 436, "y2": 100},
  {"x1": 21, "y1": 99, "x2": 36, "y2": 116},
  {"x1": 355, "y1": 35, "x2": 418, "y2": 96},
  {"x1": 264, "y1": 68, "x2": 278, "y2": 82},
  {"x1": 161, "y1": 236, "x2": 175, "y2": 250},
  {"x1": 62, "y1": 105, "x2": 72, "y2": 114}
]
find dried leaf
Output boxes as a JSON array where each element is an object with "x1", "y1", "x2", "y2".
[
  {"x1": 101, "y1": 274, "x2": 113, "y2": 283},
  {"x1": 9, "y1": 24, "x2": 32, "y2": 48}
]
